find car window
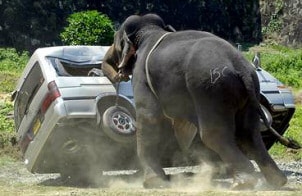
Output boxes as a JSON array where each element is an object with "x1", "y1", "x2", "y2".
[
  {"x1": 14, "y1": 62, "x2": 44, "y2": 129},
  {"x1": 47, "y1": 57, "x2": 102, "y2": 76}
]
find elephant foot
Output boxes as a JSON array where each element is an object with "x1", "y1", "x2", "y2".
[
  {"x1": 231, "y1": 172, "x2": 258, "y2": 190},
  {"x1": 265, "y1": 171, "x2": 287, "y2": 188},
  {"x1": 143, "y1": 176, "x2": 170, "y2": 189}
]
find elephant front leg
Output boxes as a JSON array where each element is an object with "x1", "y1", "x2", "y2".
[{"x1": 136, "y1": 114, "x2": 170, "y2": 188}]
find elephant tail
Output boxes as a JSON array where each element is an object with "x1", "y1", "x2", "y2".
[{"x1": 239, "y1": 65, "x2": 301, "y2": 149}]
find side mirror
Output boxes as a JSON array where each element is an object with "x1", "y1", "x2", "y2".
[
  {"x1": 236, "y1": 43, "x2": 242, "y2": 52},
  {"x1": 252, "y1": 52, "x2": 261, "y2": 69}
]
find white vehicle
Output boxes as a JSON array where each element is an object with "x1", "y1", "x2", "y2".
[{"x1": 12, "y1": 46, "x2": 138, "y2": 182}]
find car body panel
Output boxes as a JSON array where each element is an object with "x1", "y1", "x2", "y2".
[
  {"x1": 24, "y1": 99, "x2": 67, "y2": 171},
  {"x1": 12, "y1": 46, "x2": 136, "y2": 173}
]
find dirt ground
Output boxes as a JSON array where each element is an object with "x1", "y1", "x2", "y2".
[{"x1": 0, "y1": 158, "x2": 301, "y2": 196}]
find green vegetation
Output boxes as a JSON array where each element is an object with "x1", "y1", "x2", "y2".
[
  {"x1": 269, "y1": 104, "x2": 302, "y2": 160},
  {"x1": 0, "y1": 48, "x2": 27, "y2": 159},
  {"x1": 0, "y1": 101, "x2": 14, "y2": 133},
  {"x1": 0, "y1": 48, "x2": 29, "y2": 93},
  {"x1": 261, "y1": 0, "x2": 284, "y2": 37},
  {"x1": 60, "y1": 10, "x2": 114, "y2": 45},
  {"x1": 0, "y1": 100, "x2": 18, "y2": 159},
  {"x1": 1, "y1": 0, "x2": 263, "y2": 51},
  {"x1": 244, "y1": 45, "x2": 302, "y2": 89}
]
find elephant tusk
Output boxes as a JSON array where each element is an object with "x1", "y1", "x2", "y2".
[
  {"x1": 118, "y1": 44, "x2": 136, "y2": 69},
  {"x1": 118, "y1": 59, "x2": 126, "y2": 69}
]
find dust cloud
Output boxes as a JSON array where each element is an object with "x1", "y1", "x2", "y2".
[{"x1": 94, "y1": 162, "x2": 229, "y2": 192}]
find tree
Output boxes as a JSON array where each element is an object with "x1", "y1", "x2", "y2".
[
  {"x1": 60, "y1": 10, "x2": 114, "y2": 45},
  {"x1": 0, "y1": 0, "x2": 262, "y2": 51}
]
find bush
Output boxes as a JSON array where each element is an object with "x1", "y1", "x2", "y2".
[{"x1": 60, "y1": 10, "x2": 114, "y2": 45}]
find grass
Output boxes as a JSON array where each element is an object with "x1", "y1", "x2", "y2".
[
  {"x1": 243, "y1": 44, "x2": 302, "y2": 89},
  {"x1": 269, "y1": 104, "x2": 302, "y2": 160},
  {"x1": 0, "y1": 48, "x2": 27, "y2": 160},
  {"x1": 0, "y1": 48, "x2": 29, "y2": 93}
]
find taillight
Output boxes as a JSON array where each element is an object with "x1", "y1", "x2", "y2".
[{"x1": 41, "y1": 81, "x2": 61, "y2": 114}]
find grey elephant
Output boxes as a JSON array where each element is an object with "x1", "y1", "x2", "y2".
[{"x1": 105, "y1": 13, "x2": 287, "y2": 189}]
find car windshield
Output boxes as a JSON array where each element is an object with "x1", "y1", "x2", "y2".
[
  {"x1": 45, "y1": 46, "x2": 109, "y2": 76},
  {"x1": 47, "y1": 57, "x2": 102, "y2": 76}
]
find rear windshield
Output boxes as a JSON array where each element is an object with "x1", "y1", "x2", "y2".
[
  {"x1": 47, "y1": 57, "x2": 103, "y2": 76},
  {"x1": 14, "y1": 62, "x2": 44, "y2": 129}
]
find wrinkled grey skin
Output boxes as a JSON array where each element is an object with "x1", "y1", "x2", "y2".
[{"x1": 108, "y1": 13, "x2": 287, "y2": 189}]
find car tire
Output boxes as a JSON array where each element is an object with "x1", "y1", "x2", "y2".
[{"x1": 102, "y1": 106, "x2": 136, "y2": 143}]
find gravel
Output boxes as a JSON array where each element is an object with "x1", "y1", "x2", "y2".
[
  {"x1": 277, "y1": 161, "x2": 302, "y2": 185},
  {"x1": 0, "y1": 159, "x2": 301, "y2": 188}
]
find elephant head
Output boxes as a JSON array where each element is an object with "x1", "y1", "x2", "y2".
[
  {"x1": 101, "y1": 44, "x2": 131, "y2": 83},
  {"x1": 111, "y1": 14, "x2": 175, "y2": 71},
  {"x1": 101, "y1": 15, "x2": 143, "y2": 83}
]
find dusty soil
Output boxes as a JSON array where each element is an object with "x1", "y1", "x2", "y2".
[{"x1": 0, "y1": 158, "x2": 301, "y2": 196}]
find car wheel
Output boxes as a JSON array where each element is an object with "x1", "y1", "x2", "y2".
[{"x1": 102, "y1": 106, "x2": 136, "y2": 143}]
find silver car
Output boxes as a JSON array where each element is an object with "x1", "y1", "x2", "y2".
[
  {"x1": 12, "y1": 46, "x2": 138, "y2": 182},
  {"x1": 12, "y1": 46, "x2": 296, "y2": 183}
]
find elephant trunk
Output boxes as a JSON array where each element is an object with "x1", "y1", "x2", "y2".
[{"x1": 118, "y1": 31, "x2": 136, "y2": 69}]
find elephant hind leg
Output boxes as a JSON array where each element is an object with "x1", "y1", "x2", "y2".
[
  {"x1": 240, "y1": 136, "x2": 287, "y2": 188},
  {"x1": 196, "y1": 112, "x2": 258, "y2": 189},
  {"x1": 238, "y1": 106, "x2": 287, "y2": 187}
]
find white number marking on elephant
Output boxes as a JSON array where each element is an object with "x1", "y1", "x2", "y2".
[{"x1": 210, "y1": 66, "x2": 228, "y2": 84}]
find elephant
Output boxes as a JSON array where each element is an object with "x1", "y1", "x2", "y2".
[{"x1": 105, "y1": 13, "x2": 287, "y2": 189}]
